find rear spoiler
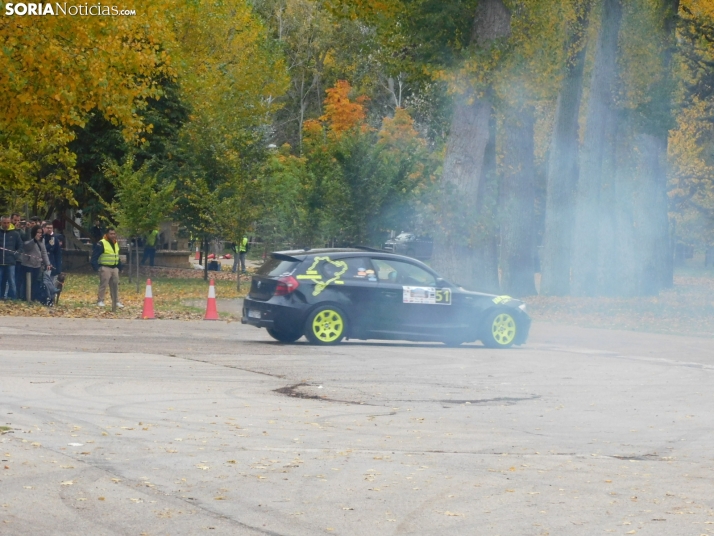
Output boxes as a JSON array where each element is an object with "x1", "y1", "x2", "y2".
[
  {"x1": 272, "y1": 253, "x2": 303, "y2": 262},
  {"x1": 352, "y1": 246, "x2": 384, "y2": 253}
]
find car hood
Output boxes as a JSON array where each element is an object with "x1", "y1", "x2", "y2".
[{"x1": 458, "y1": 288, "x2": 526, "y2": 306}]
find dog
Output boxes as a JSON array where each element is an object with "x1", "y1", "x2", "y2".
[{"x1": 54, "y1": 273, "x2": 66, "y2": 306}]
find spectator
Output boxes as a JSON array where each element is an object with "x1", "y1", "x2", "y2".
[
  {"x1": 20, "y1": 216, "x2": 42, "y2": 242},
  {"x1": 1, "y1": 215, "x2": 23, "y2": 300},
  {"x1": 10, "y1": 213, "x2": 21, "y2": 230},
  {"x1": 52, "y1": 219, "x2": 66, "y2": 248},
  {"x1": 91, "y1": 227, "x2": 124, "y2": 308},
  {"x1": 141, "y1": 228, "x2": 159, "y2": 267},
  {"x1": 14, "y1": 219, "x2": 27, "y2": 286},
  {"x1": 43, "y1": 221, "x2": 63, "y2": 277},
  {"x1": 73, "y1": 209, "x2": 83, "y2": 239},
  {"x1": 19, "y1": 225, "x2": 50, "y2": 301},
  {"x1": 90, "y1": 219, "x2": 103, "y2": 244},
  {"x1": 232, "y1": 236, "x2": 248, "y2": 274}
]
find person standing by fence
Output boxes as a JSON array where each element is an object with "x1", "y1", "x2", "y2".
[
  {"x1": 232, "y1": 236, "x2": 248, "y2": 274},
  {"x1": 43, "y1": 221, "x2": 63, "y2": 277},
  {"x1": 19, "y1": 225, "x2": 50, "y2": 301},
  {"x1": 141, "y1": 229, "x2": 159, "y2": 267},
  {"x1": 1, "y1": 215, "x2": 23, "y2": 300}
]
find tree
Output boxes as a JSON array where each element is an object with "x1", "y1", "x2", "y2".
[
  {"x1": 103, "y1": 156, "x2": 176, "y2": 290},
  {"x1": 430, "y1": 0, "x2": 512, "y2": 292},
  {"x1": 571, "y1": 0, "x2": 623, "y2": 297},
  {"x1": 0, "y1": 124, "x2": 78, "y2": 216},
  {"x1": 541, "y1": 0, "x2": 592, "y2": 296}
]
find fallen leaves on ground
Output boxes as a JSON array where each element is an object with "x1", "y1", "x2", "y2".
[
  {"x1": 528, "y1": 275, "x2": 714, "y2": 337},
  {"x1": 0, "y1": 272, "x2": 251, "y2": 320}
]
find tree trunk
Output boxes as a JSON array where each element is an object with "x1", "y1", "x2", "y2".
[
  {"x1": 431, "y1": 91, "x2": 493, "y2": 289},
  {"x1": 500, "y1": 105, "x2": 537, "y2": 297},
  {"x1": 135, "y1": 237, "x2": 140, "y2": 293},
  {"x1": 472, "y1": 112, "x2": 501, "y2": 293},
  {"x1": 204, "y1": 237, "x2": 209, "y2": 282},
  {"x1": 571, "y1": 0, "x2": 623, "y2": 296},
  {"x1": 540, "y1": 4, "x2": 591, "y2": 296},
  {"x1": 652, "y1": 0, "x2": 679, "y2": 291},
  {"x1": 128, "y1": 241, "x2": 133, "y2": 284},
  {"x1": 631, "y1": 133, "x2": 667, "y2": 295},
  {"x1": 615, "y1": 0, "x2": 679, "y2": 295},
  {"x1": 431, "y1": 0, "x2": 511, "y2": 291},
  {"x1": 658, "y1": 0, "x2": 680, "y2": 290}
]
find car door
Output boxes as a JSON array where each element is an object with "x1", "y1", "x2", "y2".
[
  {"x1": 331, "y1": 257, "x2": 379, "y2": 336},
  {"x1": 369, "y1": 257, "x2": 453, "y2": 338}
]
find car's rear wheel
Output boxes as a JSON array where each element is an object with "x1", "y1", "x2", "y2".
[
  {"x1": 305, "y1": 306, "x2": 347, "y2": 345},
  {"x1": 267, "y1": 327, "x2": 302, "y2": 343},
  {"x1": 482, "y1": 310, "x2": 518, "y2": 349}
]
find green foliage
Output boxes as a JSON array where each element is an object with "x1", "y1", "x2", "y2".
[{"x1": 103, "y1": 156, "x2": 176, "y2": 238}]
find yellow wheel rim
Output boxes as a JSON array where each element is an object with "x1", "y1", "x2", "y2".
[
  {"x1": 312, "y1": 309, "x2": 344, "y2": 343},
  {"x1": 492, "y1": 313, "x2": 516, "y2": 345}
]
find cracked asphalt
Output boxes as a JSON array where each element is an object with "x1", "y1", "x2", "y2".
[{"x1": 1, "y1": 317, "x2": 713, "y2": 535}]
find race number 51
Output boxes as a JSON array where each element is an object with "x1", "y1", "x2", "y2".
[{"x1": 435, "y1": 288, "x2": 451, "y2": 305}]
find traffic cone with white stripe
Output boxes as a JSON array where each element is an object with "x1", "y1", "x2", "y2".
[
  {"x1": 142, "y1": 279, "x2": 155, "y2": 319},
  {"x1": 204, "y1": 279, "x2": 219, "y2": 320}
]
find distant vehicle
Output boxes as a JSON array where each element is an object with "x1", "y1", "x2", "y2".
[
  {"x1": 382, "y1": 233, "x2": 433, "y2": 260},
  {"x1": 242, "y1": 248, "x2": 531, "y2": 348}
]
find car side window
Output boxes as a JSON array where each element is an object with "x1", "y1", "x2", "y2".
[
  {"x1": 341, "y1": 257, "x2": 378, "y2": 283},
  {"x1": 371, "y1": 259, "x2": 436, "y2": 286}
]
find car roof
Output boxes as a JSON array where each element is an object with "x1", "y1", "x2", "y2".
[
  {"x1": 275, "y1": 248, "x2": 371, "y2": 257},
  {"x1": 273, "y1": 248, "x2": 433, "y2": 266}
]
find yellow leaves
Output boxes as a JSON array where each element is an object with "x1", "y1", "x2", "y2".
[
  {"x1": 0, "y1": 12, "x2": 172, "y2": 134},
  {"x1": 377, "y1": 108, "x2": 424, "y2": 149}
]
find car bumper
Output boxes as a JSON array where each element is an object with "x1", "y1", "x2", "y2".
[
  {"x1": 241, "y1": 297, "x2": 305, "y2": 332},
  {"x1": 515, "y1": 312, "x2": 532, "y2": 345}
]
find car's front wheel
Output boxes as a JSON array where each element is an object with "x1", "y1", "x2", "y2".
[
  {"x1": 267, "y1": 327, "x2": 302, "y2": 343},
  {"x1": 305, "y1": 305, "x2": 347, "y2": 345},
  {"x1": 481, "y1": 310, "x2": 518, "y2": 349}
]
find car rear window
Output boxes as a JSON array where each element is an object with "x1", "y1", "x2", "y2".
[{"x1": 257, "y1": 257, "x2": 300, "y2": 277}]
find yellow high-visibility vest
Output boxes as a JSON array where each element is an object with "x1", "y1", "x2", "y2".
[
  {"x1": 146, "y1": 230, "x2": 159, "y2": 247},
  {"x1": 239, "y1": 237, "x2": 248, "y2": 252},
  {"x1": 99, "y1": 239, "x2": 120, "y2": 266}
]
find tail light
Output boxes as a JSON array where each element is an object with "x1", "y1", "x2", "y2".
[{"x1": 274, "y1": 275, "x2": 299, "y2": 296}]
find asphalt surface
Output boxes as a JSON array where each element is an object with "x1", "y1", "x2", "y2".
[{"x1": 1, "y1": 318, "x2": 713, "y2": 535}]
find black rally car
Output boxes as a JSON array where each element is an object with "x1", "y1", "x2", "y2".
[{"x1": 242, "y1": 249, "x2": 531, "y2": 347}]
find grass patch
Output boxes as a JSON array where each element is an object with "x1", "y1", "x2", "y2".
[{"x1": 0, "y1": 271, "x2": 250, "y2": 320}]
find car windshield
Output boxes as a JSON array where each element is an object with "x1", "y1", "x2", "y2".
[
  {"x1": 396, "y1": 233, "x2": 414, "y2": 241},
  {"x1": 257, "y1": 257, "x2": 300, "y2": 277}
]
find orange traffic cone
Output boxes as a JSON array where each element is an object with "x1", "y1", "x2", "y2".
[
  {"x1": 204, "y1": 279, "x2": 219, "y2": 320},
  {"x1": 142, "y1": 279, "x2": 155, "y2": 319},
  {"x1": 195, "y1": 245, "x2": 200, "y2": 261}
]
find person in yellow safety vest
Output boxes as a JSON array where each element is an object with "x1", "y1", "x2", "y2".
[
  {"x1": 141, "y1": 229, "x2": 159, "y2": 267},
  {"x1": 90, "y1": 228, "x2": 124, "y2": 308},
  {"x1": 232, "y1": 236, "x2": 248, "y2": 274}
]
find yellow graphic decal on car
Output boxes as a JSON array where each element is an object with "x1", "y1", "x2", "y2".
[
  {"x1": 492, "y1": 295, "x2": 513, "y2": 304},
  {"x1": 296, "y1": 257, "x2": 348, "y2": 296}
]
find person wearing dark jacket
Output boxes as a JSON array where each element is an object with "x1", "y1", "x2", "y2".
[
  {"x1": 42, "y1": 221, "x2": 62, "y2": 276},
  {"x1": 1, "y1": 215, "x2": 24, "y2": 299},
  {"x1": 91, "y1": 228, "x2": 124, "y2": 308},
  {"x1": 19, "y1": 225, "x2": 51, "y2": 301}
]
